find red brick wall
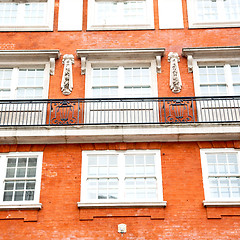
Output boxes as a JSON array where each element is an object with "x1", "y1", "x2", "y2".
[
  {"x1": 0, "y1": 142, "x2": 240, "y2": 239},
  {"x1": 1, "y1": 0, "x2": 240, "y2": 238},
  {"x1": 0, "y1": 0, "x2": 239, "y2": 100}
]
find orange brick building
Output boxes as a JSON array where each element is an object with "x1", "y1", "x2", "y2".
[{"x1": 0, "y1": 0, "x2": 240, "y2": 239}]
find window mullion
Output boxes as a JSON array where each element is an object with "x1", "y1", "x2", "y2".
[
  {"x1": 118, "y1": 2, "x2": 124, "y2": 25},
  {"x1": 17, "y1": 4, "x2": 25, "y2": 26},
  {"x1": 218, "y1": 0, "x2": 226, "y2": 21},
  {"x1": 225, "y1": 64, "x2": 234, "y2": 95},
  {"x1": 118, "y1": 153, "x2": 125, "y2": 202},
  {"x1": 118, "y1": 66, "x2": 124, "y2": 98},
  {"x1": 11, "y1": 68, "x2": 18, "y2": 99}
]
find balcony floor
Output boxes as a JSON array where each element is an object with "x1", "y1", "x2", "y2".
[{"x1": 0, "y1": 122, "x2": 239, "y2": 144}]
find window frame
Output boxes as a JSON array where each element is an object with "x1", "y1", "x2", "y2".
[
  {"x1": 200, "y1": 148, "x2": 240, "y2": 207},
  {"x1": 182, "y1": 47, "x2": 240, "y2": 97},
  {"x1": 0, "y1": 151, "x2": 43, "y2": 209},
  {"x1": 0, "y1": 50, "x2": 60, "y2": 100},
  {"x1": 0, "y1": 67, "x2": 49, "y2": 100},
  {"x1": 87, "y1": 0, "x2": 154, "y2": 30},
  {"x1": 0, "y1": 0, "x2": 55, "y2": 31},
  {"x1": 187, "y1": 0, "x2": 240, "y2": 28},
  {"x1": 193, "y1": 63, "x2": 240, "y2": 97},
  {"x1": 85, "y1": 60, "x2": 158, "y2": 98},
  {"x1": 79, "y1": 150, "x2": 166, "y2": 208}
]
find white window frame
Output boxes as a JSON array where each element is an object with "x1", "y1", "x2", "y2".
[
  {"x1": 0, "y1": 50, "x2": 60, "y2": 99},
  {"x1": 187, "y1": 0, "x2": 240, "y2": 28},
  {"x1": 0, "y1": 151, "x2": 43, "y2": 210},
  {"x1": 0, "y1": 67, "x2": 50, "y2": 100},
  {"x1": 77, "y1": 48, "x2": 164, "y2": 98},
  {"x1": 182, "y1": 47, "x2": 240, "y2": 96},
  {"x1": 87, "y1": 0, "x2": 154, "y2": 30},
  {"x1": 201, "y1": 148, "x2": 240, "y2": 207},
  {"x1": 0, "y1": 0, "x2": 55, "y2": 31},
  {"x1": 85, "y1": 60, "x2": 158, "y2": 98},
  {"x1": 78, "y1": 150, "x2": 166, "y2": 208}
]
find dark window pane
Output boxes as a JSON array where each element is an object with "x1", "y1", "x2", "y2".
[
  {"x1": 16, "y1": 168, "x2": 26, "y2": 177},
  {"x1": 7, "y1": 158, "x2": 16, "y2": 167},
  {"x1": 27, "y1": 168, "x2": 36, "y2": 177},
  {"x1": 6, "y1": 168, "x2": 15, "y2": 178},
  {"x1": 14, "y1": 191, "x2": 24, "y2": 201},
  {"x1": 18, "y1": 158, "x2": 27, "y2": 167},
  {"x1": 3, "y1": 191, "x2": 13, "y2": 201},
  {"x1": 26, "y1": 181, "x2": 35, "y2": 190},
  {"x1": 4, "y1": 182, "x2": 14, "y2": 190},
  {"x1": 16, "y1": 182, "x2": 25, "y2": 190},
  {"x1": 25, "y1": 191, "x2": 34, "y2": 201},
  {"x1": 28, "y1": 158, "x2": 37, "y2": 167}
]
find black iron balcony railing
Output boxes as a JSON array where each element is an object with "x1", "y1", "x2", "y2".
[{"x1": 0, "y1": 96, "x2": 240, "y2": 126}]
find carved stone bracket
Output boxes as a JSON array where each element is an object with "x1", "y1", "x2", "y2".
[
  {"x1": 61, "y1": 54, "x2": 74, "y2": 95},
  {"x1": 50, "y1": 58, "x2": 55, "y2": 76},
  {"x1": 187, "y1": 55, "x2": 193, "y2": 73},
  {"x1": 156, "y1": 56, "x2": 161, "y2": 73},
  {"x1": 81, "y1": 57, "x2": 86, "y2": 75},
  {"x1": 168, "y1": 52, "x2": 182, "y2": 93}
]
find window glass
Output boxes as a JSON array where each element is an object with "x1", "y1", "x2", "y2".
[
  {"x1": 91, "y1": 66, "x2": 152, "y2": 98},
  {"x1": 83, "y1": 151, "x2": 160, "y2": 202},
  {"x1": 2, "y1": 155, "x2": 40, "y2": 203},
  {"x1": 205, "y1": 152, "x2": 240, "y2": 200},
  {"x1": 0, "y1": 2, "x2": 47, "y2": 26},
  {"x1": 95, "y1": 0, "x2": 147, "y2": 25},
  {"x1": 0, "y1": 68, "x2": 44, "y2": 100}
]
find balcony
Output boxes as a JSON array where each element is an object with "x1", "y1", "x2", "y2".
[
  {"x1": 0, "y1": 96, "x2": 240, "y2": 144},
  {"x1": 0, "y1": 96, "x2": 240, "y2": 126}
]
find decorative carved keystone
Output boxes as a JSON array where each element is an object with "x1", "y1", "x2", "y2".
[
  {"x1": 168, "y1": 52, "x2": 182, "y2": 93},
  {"x1": 61, "y1": 54, "x2": 74, "y2": 95}
]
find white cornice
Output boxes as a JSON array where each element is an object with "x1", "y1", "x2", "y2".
[
  {"x1": 0, "y1": 50, "x2": 60, "y2": 59},
  {"x1": 182, "y1": 46, "x2": 240, "y2": 72},
  {"x1": 0, "y1": 50, "x2": 60, "y2": 75},
  {"x1": 182, "y1": 46, "x2": 240, "y2": 58},
  {"x1": 76, "y1": 48, "x2": 165, "y2": 74},
  {"x1": 76, "y1": 48, "x2": 165, "y2": 59},
  {"x1": 0, "y1": 123, "x2": 240, "y2": 144}
]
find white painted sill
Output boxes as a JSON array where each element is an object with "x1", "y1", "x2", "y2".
[
  {"x1": 189, "y1": 22, "x2": 240, "y2": 29},
  {"x1": 77, "y1": 201, "x2": 167, "y2": 208},
  {"x1": 203, "y1": 201, "x2": 240, "y2": 207},
  {"x1": 0, "y1": 26, "x2": 53, "y2": 32},
  {"x1": 87, "y1": 24, "x2": 154, "y2": 31},
  {"x1": 0, "y1": 203, "x2": 42, "y2": 210}
]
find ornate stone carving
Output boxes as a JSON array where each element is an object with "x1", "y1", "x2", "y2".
[
  {"x1": 61, "y1": 54, "x2": 74, "y2": 95},
  {"x1": 168, "y1": 52, "x2": 182, "y2": 93}
]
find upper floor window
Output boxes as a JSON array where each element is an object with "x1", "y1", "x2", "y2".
[
  {"x1": 187, "y1": 0, "x2": 240, "y2": 28},
  {"x1": 90, "y1": 65, "x2": 155, "y2": 98},
  {"x1": 77, "y1": 49, "x2": 164, "y2": 124},
  {"x1": 182, "y1": 47, "x2": 240, "y2": 96},
  {"x1": 0, "y1": 68, "x2": 45, "y2": 99},
  {"x1": 0, "y1": 50, "x2": 60, "y2": 100},
  {"x1": 201, "y1": 149, "x2": 240, "y2": 206},
  {"x1": 78, "y1": 150, "x2": 166, "y2": 207},
  {"x1": 182, "y1": 46, "x2": 240, "y2": 123},
  {"x1": 0, "y1": 152, "x2": 43, "y2": 209},
  {"x1": 0, "y1": 0, "x2": 55, "y2": 31},
  {"x1": 87, "y1": 0, "x2": 154, "y2": 30},
  {"x1": 196, "y1": 64, "x2": 240, "y2": 96}
]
